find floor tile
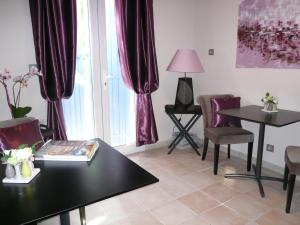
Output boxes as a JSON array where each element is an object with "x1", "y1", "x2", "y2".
[
  {"x1": 247, "y1": 185, "x2": 286, "y2": 209},
  {"x1": 159, "y1": 162, "x2": 192, "y2": 176},
  {"x1": 179, "y1": 171, "x2": 220, "y2": 189},
  {"x1": 150, "y1": 200, "x2": 196, "y2": 225},
  {"x1": 179, "y1": 191, "x2": 220, "y2": 214},
  {"x1": 177, "y1": 215, "x2": 211, "y2": 225},
  {"x1": 202, "y1": 182, "x2": 240, "y2": 203},
  {"x1": 157, "y1": 173, "x2": 196, "y2": 198},
  {"x1": 201, "y1": 205, "x2": 249, "y2": 225},
  {"x1": 255, "y1": 209, "x2": 298, "y2": 225},
  {"x1": 124, "y1": 185, "x2": 173, "y2": 210},
  {"x1": 108, "y1": 211, "x2": 163, "y2": 225},
  {"x1": 85, "y1": 197, "x2": 129, "y2": 225},
  {"x1": 225, "y1": 194, "x2": 270, "y2": 220},
  {"x1": 221, "y1": 177, "x2": 258, "y2": 194}
]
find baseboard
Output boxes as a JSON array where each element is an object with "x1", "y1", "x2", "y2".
[
  {"x1": 119, "y1": 137, "x2": 284, "y2": 174},
  {"x1": 115, "y1": 139, "x2": 171, "y2": 155},
  {"x1": 124, "y1": 137, "x2": 300, "y2": 183},
  {"x1": 133, "y1": 137, "x2": 286, "y2": 175}
]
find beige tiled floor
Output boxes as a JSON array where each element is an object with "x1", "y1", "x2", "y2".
[{"x1": 40, "y1": 146, "x2": 300, "y2": 225}]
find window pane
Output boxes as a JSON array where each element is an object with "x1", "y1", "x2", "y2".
[
  {"x1": 105, "y1": 0, "x2": 136, "y2": 146},
  {"x1": 62, "y1": 0, "x2": 95, "y2": 140}
]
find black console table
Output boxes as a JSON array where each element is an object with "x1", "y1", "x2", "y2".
[{"x1": 165, "y1": 105, "x2": 202, "y2": 155}]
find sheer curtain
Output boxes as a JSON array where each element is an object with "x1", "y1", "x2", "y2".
[{"x1": 62, "y1": 0, "x2": 95, "y2": 140}]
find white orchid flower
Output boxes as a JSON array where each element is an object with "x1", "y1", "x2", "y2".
[
  {"x1": 3, "y1": 148, "x2": 33, "y2": 165},
  {"x1": 15, "y1": 148, "x2": 33, "y2": 161}
]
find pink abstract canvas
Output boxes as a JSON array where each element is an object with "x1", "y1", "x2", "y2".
[{"x1": 236, "y1": 0, "x2": 300, "y2": 68}]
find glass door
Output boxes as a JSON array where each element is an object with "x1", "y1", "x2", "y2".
[
  {"x1": 63, "y1": 0, "x2": 95, "y2": 140},
  {"x1": 63, "y1": 0, "x2": 136, "y2": 147},
  {"x1": 105, "y1": 0, "x2": 136, "y2": 147}
]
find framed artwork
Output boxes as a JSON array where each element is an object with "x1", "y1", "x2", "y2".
[{"x1": 236, "y1": 0, "x2": 300, "y2": 68}]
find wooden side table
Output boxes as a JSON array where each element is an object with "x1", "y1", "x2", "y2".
[{"x1": 165, "y1": 105, "x2": 202, "y2": 155}]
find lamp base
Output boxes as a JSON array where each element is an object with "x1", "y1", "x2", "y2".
[{"x1": 174, "y1": 77, "x2": 194, "y2": 111}]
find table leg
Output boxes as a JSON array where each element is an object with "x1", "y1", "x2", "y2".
[
  {"x1": 224, "y1": 123, "x2": 285, "y2": 198},
  {"x1": 60, "y1": 212, "x2": 70, "y2": 225},
  {"x1": 255, "y1": 123, "x2": 266, "y2": 197},
  {"x1": 167, "y1": 114, "x2": 201, "y2": 154},
  {"x1": 79, "y1": 207, "x2": 86, "y2": 225}
]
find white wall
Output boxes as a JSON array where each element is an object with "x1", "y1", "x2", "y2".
[
  {"x1": 0, "y1": 0, "x2": 47, "y2": 122},
  {"x1": 153, "y1": 0, "x2": 203, "y2": 143},
  {"x1": 195, "y1": 0, "x2": 300, "y2": 168}
]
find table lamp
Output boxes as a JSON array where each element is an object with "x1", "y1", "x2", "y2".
[{"x1": 167, "y1": 49, "x2": 204, "y2": 110}]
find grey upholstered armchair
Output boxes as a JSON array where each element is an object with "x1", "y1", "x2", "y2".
[
  {"x1": 197, "y1": 94, "x2": 254, "y2": 175},
  {"x1": 283, "y1": 146, "x2": 300, "y2": 213}
]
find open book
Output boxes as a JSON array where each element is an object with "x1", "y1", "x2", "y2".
[{"x1": 35, "y1": 139, "x2": 99, "y2": 161}]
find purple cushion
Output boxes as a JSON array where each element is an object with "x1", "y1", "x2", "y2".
[
  {"x1": 0, "y1": 117, "x2": 44, "y2": 150},
  {"x1": 210, "y1": 97, "x2": 242, "y2": 128}
]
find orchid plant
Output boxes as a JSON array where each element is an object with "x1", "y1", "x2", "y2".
[{"x1": 0, "y1": 67, "x2": 43, "y2": 118}]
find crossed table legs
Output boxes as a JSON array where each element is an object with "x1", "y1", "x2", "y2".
[{"x1": 167, "y1": 113, "x2": 201, "y2": 155}]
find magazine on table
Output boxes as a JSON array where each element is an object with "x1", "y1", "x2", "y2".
[{"x1": 35, "y1": 139, "x2": 99, "y2": 161}]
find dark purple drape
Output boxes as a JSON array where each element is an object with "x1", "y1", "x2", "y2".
[
  {"x1": 115, "y1": 0, "x2": 159, "y2": 146},
  {"x1": 29, "y1": 0, "x2": 77, "y2": 140}
]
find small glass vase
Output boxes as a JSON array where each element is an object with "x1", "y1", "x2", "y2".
[
  {"x1": 5, "y1": 164, "x2": 16, "y2": 179},
  {"x1": 14, "y1": 164, "x2": 22, "y2": 179},
  {"x1": 264, "y1": 102, "x2": 277, "y2": 112},
  {"x1": 21, "y1": 160, "x2": 32, "y2": 178}
]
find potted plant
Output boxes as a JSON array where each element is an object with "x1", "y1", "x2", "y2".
[
  {"x1": 0, "y1": 67, "x2": 43, "y2": 118},
  {"x1": 261, "y1": 92, "x2": 278, "y2": 112}
]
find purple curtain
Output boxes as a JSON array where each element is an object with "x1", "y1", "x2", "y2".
[
  {"x1": 29, "y1": 0, "x2": 77, "y2": 140},
  {"x1": 115, "y1": 0, "x2": 159, "y2": 146}
]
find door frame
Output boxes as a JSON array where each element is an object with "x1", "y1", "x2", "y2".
[{"x1": 88, "y1": 0, "x2": 111, "y2": 143}]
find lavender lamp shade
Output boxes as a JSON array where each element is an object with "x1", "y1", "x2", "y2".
[{"x1": 167, "y1": 49, "x2": 204, "y2": 73}]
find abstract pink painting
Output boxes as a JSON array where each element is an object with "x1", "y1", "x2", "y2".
[{"x1": 236, "y1": 0, "x2": 300, "y2": 68}]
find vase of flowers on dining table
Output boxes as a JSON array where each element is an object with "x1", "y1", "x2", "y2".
[
  {"x1": 261, "y1": 92, "x2": 278, "y2": 112},
  {"x1": 1, "y1": 145, "x2": 37, "y2": 179}
]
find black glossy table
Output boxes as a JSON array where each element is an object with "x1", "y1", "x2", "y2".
[
  {"x1": 165, "y1": 105, "x2": 202, "y2": 155},
  {"x1": 219, "y1": 105, "x2": 300, "y2": 197},
  {"x1": 0, "y1": 139, "x2": 158, "y2": 225}
]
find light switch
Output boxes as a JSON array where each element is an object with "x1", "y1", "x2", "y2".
[{"x1": 209, "y1": 49, "x2": 214, "y2": 55}]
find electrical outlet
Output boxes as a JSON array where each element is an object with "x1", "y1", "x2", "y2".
[
  {"x1": 266, "y1": 144, "x2": 274, "y2": 152},
  {"x1": 209, "y1": 49, "x2": 214, "y2": 55}
]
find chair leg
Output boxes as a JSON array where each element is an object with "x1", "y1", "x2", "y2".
[
  {"x1": 286, "y1": 174, "x2": 296, "y2": 213},
  {"x1": 247, "y1": 142, "x2": 253, "y2": 172},
  {"x1": 283, "y1": 164, "x2": 289, "y2": 191},
  {"x1": 202, "y1": 137, "x2": 209, "y2": 161},
  {"x1": 214, "y1": 144, "x2": 220, "y2": 175},
  {"x1": 227, "y1": 144, "x2": 230, "y2": 159}
]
